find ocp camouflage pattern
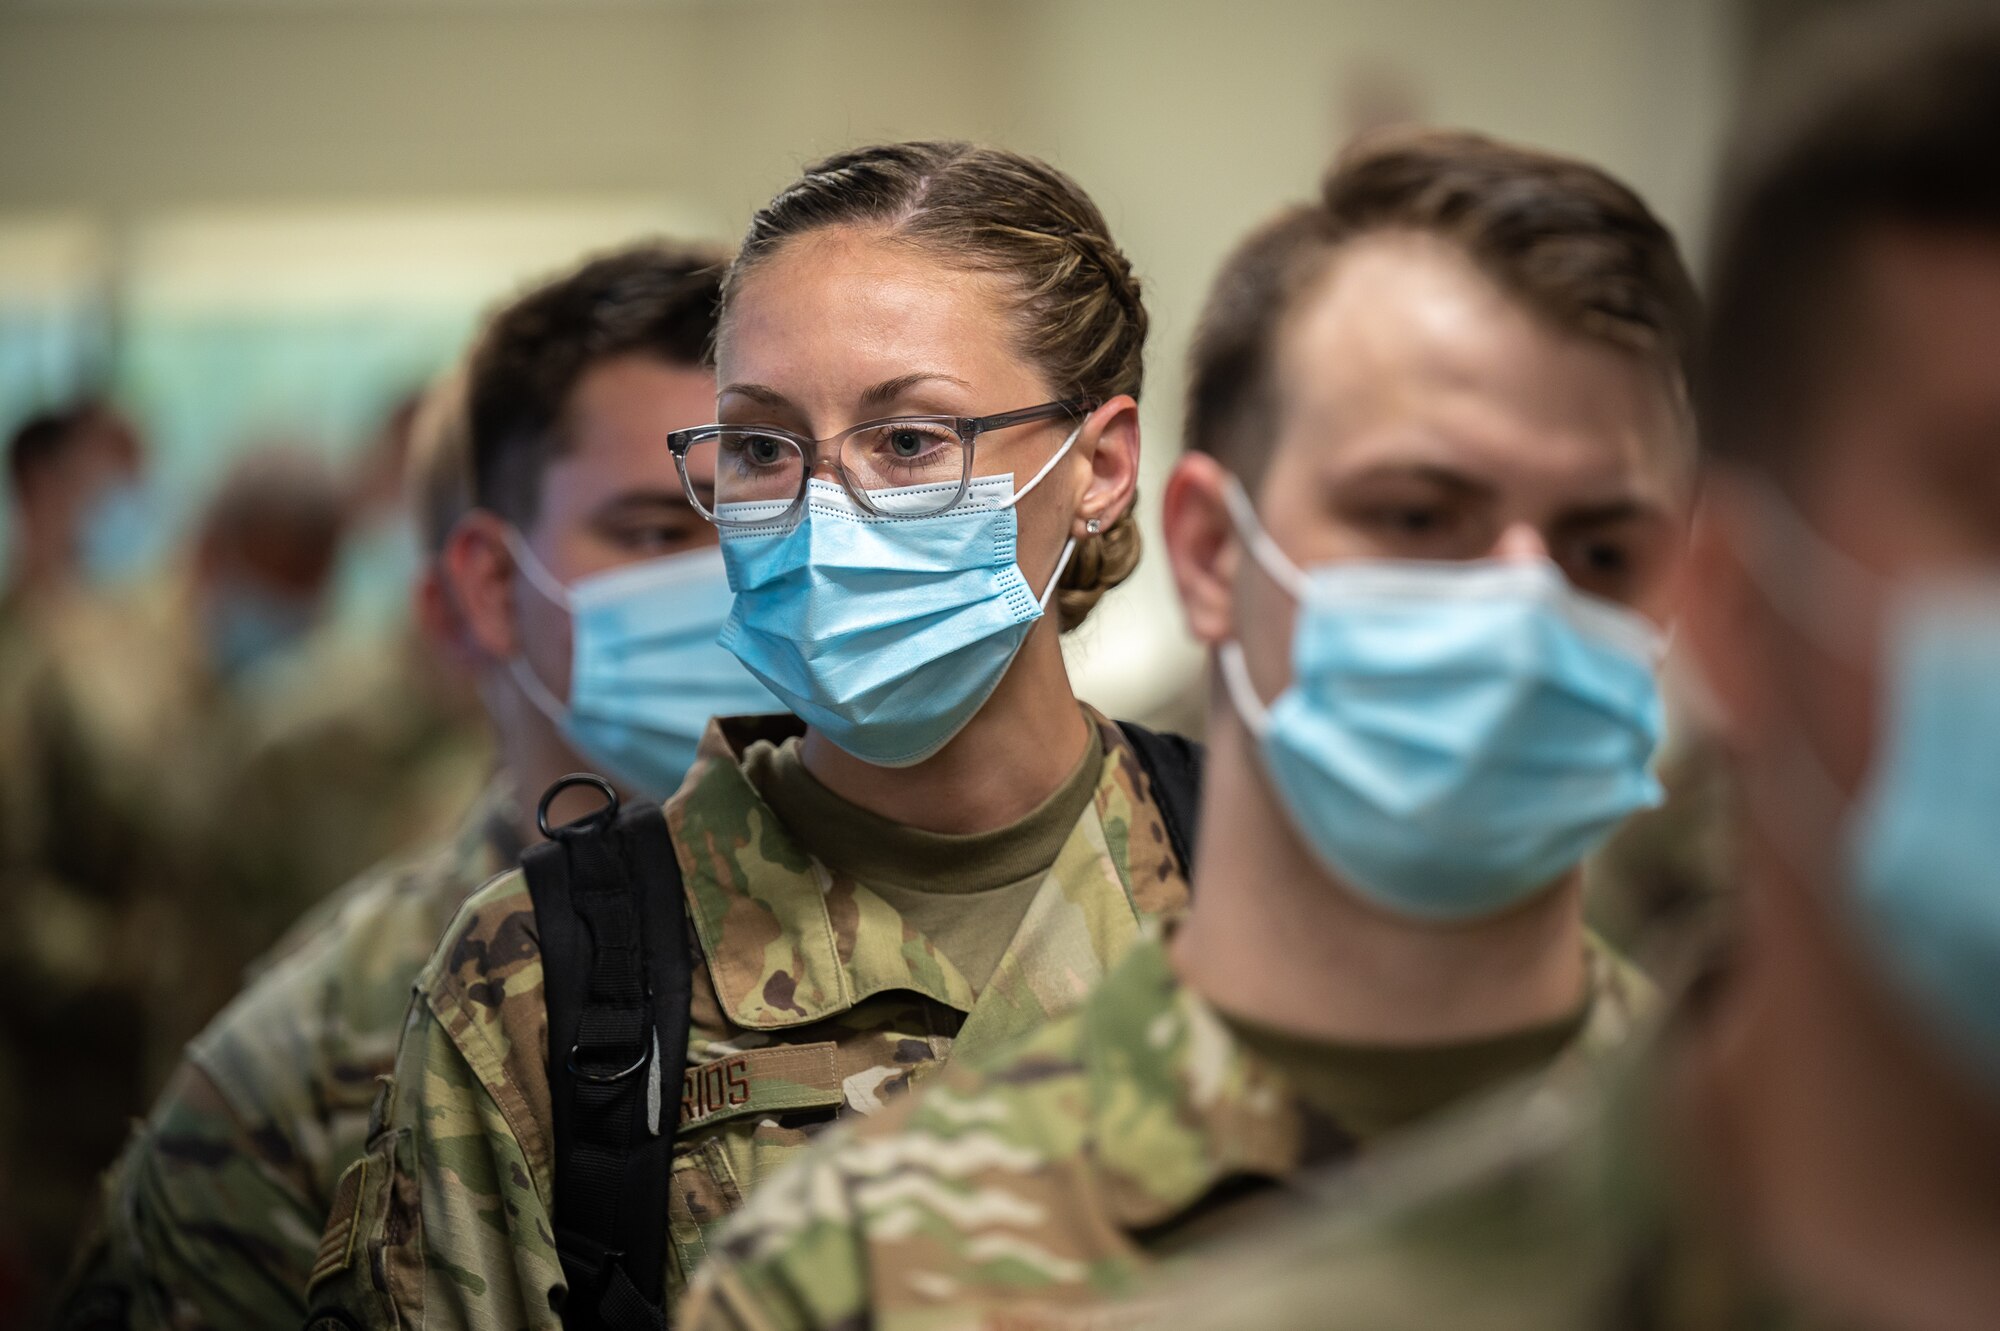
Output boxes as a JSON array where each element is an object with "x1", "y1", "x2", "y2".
[
  {"x1": 1145, "y1": 976, "x2": 1805, "y2": 1331},
  {"x1": 55, "y1": 780, "x2": 518, "y2": 1331},
  {"x1": 679, "y1": 930, "x2": 1658, "y2": 1331},
  {"x1": 305, "y1": 711, "x2": 1192, "y2": 1331}
]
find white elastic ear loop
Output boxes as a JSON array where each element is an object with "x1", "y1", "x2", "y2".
[
  {"x1": 1036, "y1": 538, "x2": 1078, "y2": 611},
  {"x1": 1737, "y1": 475, "x2": 1883, "y2": 666},
  {"x1": 1221, "y1": 476, "x2": 1311, "y2": 601},
  {"x1": 1217, "y1": 642, "x2": 1275, "y2": 739},
  {"x1": 499, "y1": 527, "x2": 574, "y2": 723},
  {"x1": 1000, "y1": 420, "x2": 1087, "y2": 509},
  {"x1": 502, "y1": 527, "x2": 575, "y2": 610}
]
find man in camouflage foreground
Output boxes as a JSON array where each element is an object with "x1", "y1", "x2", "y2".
[
  {"x1": 1158, "y1": 12, "x2": 2000, "y2": 1331},
  {"x1": 56, "y1": 241, "x2": 739, "y2": 1331},
  {"x1": 679, "y1": 127, "x2": 1700, "y2": 1331}
]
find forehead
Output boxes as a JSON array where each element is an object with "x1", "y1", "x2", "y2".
[
  {"x1": 715, "y1": 226, "x2": 1040, "y2": 399},
  {"x1": 1845, "y1": 227, "x2": 2000, "y2": 419},
  {"x1": 1268, "y1": 231, "x2": 1686, "y2": 495}
]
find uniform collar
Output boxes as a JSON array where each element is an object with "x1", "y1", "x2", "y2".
[
  {"x1": 669, "y1": 711, "x2": 1188, "y2": 1032},
  {"x1": 1087, "y1": 931, "x2": 1659, "y2": 1234}
]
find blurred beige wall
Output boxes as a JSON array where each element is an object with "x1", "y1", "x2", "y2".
[{"x1": 0, "y1": 0, "x2": 1742, "y2": 715}]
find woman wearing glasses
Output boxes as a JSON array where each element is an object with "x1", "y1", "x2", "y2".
[{"x1": 309, "y1": 141, "x2": 1194, "y2": 1331}]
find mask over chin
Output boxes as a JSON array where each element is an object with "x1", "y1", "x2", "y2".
[{"x1": 1219, "y1": 477, "x2": 1667, "y2": 922}]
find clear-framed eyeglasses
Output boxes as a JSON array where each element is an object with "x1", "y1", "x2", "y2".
[{"x1": 667, "y1": 398, "x2": 1094, "y2": 529}]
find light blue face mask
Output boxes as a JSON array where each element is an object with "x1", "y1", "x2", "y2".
[
  {"x1": 1743, "y1": 483, "x2": 2000, "y2": 1090},
  {"x1": 1220, "y1": 478, "x2": 1666, "y2": 921},
  {"x1": 76, "y1": 480, "x2": 164, "y2": 587},
  {"x1": 714, "y1": 427, "x2": 1080, "y2": 768},
  {"x1": 508, "y1": 538, "x2": 782, "y2": 803},
  {"x1": 206, "y1": 585, "x2": 318, "y2": 682}
]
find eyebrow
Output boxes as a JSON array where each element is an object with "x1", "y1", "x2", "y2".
[
  {"x1": 1342, "y1": 462, "x2": 1499, "y2": 501},
  {"x1": 1550, "y1": 498, "x2": 1666, "y2": 529},
  {"x1": 593, "y1": 488, "x2": 701, "y2": 517},
  {"x1": 858, "y1": 372, "x2": 973, "y2": 412}
]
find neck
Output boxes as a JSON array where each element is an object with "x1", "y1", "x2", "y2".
[
  {"x1": 1169, "y1": 697, "x2": 1587, "y2": 1045},
  {"x1": 1682, "y1": 833, "x2": 2000, "y2": 1331},
  {"x1": 802, "y1": 618, "x2": 1091, "y2": 834},
  {"x1": 487, "y1": 672, "x2": 595, "y2": 842}
]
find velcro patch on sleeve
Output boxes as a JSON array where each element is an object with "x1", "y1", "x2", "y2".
[
  {"x1": 680, "y1": 1041, "x2": 845, "y2": 1129},
  {"x1": 308, "y1": 1156, "x2": 368, "y2": 1291}
]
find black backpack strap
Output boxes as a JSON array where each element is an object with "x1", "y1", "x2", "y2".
[
  {"x1": 1115, "y1": 720, "x2": 1205, "y2": 879},
  {"x1": 524, "y1": 775, "x2": 692, "y2": 1331}
]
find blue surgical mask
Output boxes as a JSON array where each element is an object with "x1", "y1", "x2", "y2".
[
  {"x1": 1220, "y1": 479, "x2": 1666, "y2": 921},
  {"x1": 1743, "y1": 483, "x2": 2000, "y2": 1089},
  {"x1": 206, "y1": 586, "x2": 318, "y2": 682},
  {"x1": 715, "y1": 427, "x2": 1080, "y2": 768},
  {"x1": 76, "y1": 481, "x2": 163, "y2": 587},
  {"x1": 508, "y1": 538, "x2": 781, "y2": 802}
]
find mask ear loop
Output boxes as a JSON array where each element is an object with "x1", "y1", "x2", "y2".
[
  {"x1": 999, "y1": 421, "x2": 1087, "y2": 509},
  {"x1": 1221, "y1": 476, "x2": 1312, "y2": 600},
  {"x1": 1218, "y1": 642, "x2": 1275, "y2": 739},
  {"x1": 1729, "y1": 476, "x2": 1897, "y2": 901},
  {"x1": 1735, "y1": 475, "x2": 1884, "y2": 666},
  {"x1": 1214, "y1": 478, "x2": 1297, "y2": 742},
  {"x1": 501, "y1": 527, "x2": 575, "y2": 724}
]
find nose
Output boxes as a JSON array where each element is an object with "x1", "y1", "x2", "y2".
[{"x1": 1491, "y1": 522, "x2": 1551, "y2": 563}]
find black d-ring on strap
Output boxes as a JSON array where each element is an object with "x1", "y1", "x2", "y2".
[
  {"x1": 538, "y1": 772, "x2": 621, "y2": 841},
  {"x1": 567, "y1": 1040, "x2": 652, "y2": 1085}
]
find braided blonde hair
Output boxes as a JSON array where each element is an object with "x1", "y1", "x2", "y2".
[{"x1": 722, "y1": 141, "x2": 1148, "y2": 631}]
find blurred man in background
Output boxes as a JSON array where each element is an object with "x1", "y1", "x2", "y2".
[
  {"x1": 2, "y1": 401, "x2": 150, "y2": 625},
  {"x1": 0, "y1": 444, "x2": 340, "y2": 1321},
  {"x1": 55, "y1": 239, "x2": 761, "y2": 1331},
  {"x1": 1156, "y1": 11, "x2": 2000, "y2": 1329}
]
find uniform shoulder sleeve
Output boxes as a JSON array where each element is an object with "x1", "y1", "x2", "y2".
[
  {"x1": 416, "y1": 865, "x2": 557, "y2": 1184},
  {"x1": 307, "y1": 986, "x2": 565, "y2": 1331},
  {"x1": 687, "y1": 1013, "x2": 1100, "y2": 1331}
]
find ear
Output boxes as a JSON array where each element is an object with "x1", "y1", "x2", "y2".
[
  {"x1": 1071, "y1": 394, "x2": 1140, "y2": 538},
  {"x1": 442, "y1": 509, "x2": 523, "y2": 663},
  {"x1": 1679, "y1": 479, "x2": 1775, "y2": 757},
  {"x1": 413, "y1": 563, "x2": 481, "y2": 673},
  {"x1": 1162, "y1": 452, "x2": 1240, "y2": 647}
]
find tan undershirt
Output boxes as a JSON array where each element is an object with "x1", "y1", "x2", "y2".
[
  {"x1": 740, "y1": 731, "x2": 1105, "y2": 994},
  {"x1": 1225, "y1": 1000, "x2": 1590, "y2": 1142}
]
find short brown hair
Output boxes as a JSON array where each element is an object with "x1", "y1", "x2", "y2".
[
  {"x1": 1699, "y1": 7, "x2": 2000, "y2": 475},
  {"x1": 721, "y1": 141, "x2": 1148, "y2": 632},
  {"x1": 468, "y1": 240, "x2": 727, "y2": 529},
  {"x1": 1188, "y1": 127, "x2": 1699, "y2": 489}
]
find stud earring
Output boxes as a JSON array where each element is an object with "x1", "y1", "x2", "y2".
[{"x1": 1085, "y1": 518, "x2": 1102, "y2": 535}]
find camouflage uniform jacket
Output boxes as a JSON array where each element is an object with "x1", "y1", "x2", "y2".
[
  {"x1": 680, "y1": 928, "x2": 1658, "y2": 1331},
  {"x1": 1149, "y1": 987, "x2": 1817, "y2": 1331},
  {"x1": 307, "y1": 711, "x2": 1192, "y2": 1330},
  {"x1": 58, "y1": 778, "x2": 520, "y2": 1331}
]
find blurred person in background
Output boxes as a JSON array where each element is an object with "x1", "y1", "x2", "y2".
[
  {"x1": 217, "y1": 390, "x2": 494, "y2": 927},
  {"x1": 328, "y1": 388, "x2": 426, "y2": 643},
  {"x1": 0, "y1": 443, "x2": 339, "y2": 1323},
  {"x1": 308, "y1": 141, "x2": 1190, "y2": 1331},
  {"x1": 1149, "y1": 11, "x2": 2000, "y2": 1331},
  {"x1": 52, "y1": 240, "x2": 772, "y2": 1331},
  {"x1": 2, "y1": 400, "x2": 151, "y2": 627},
  {"x1": 679, "y1": 126, "x2": 1697, "y2": 1331}
]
